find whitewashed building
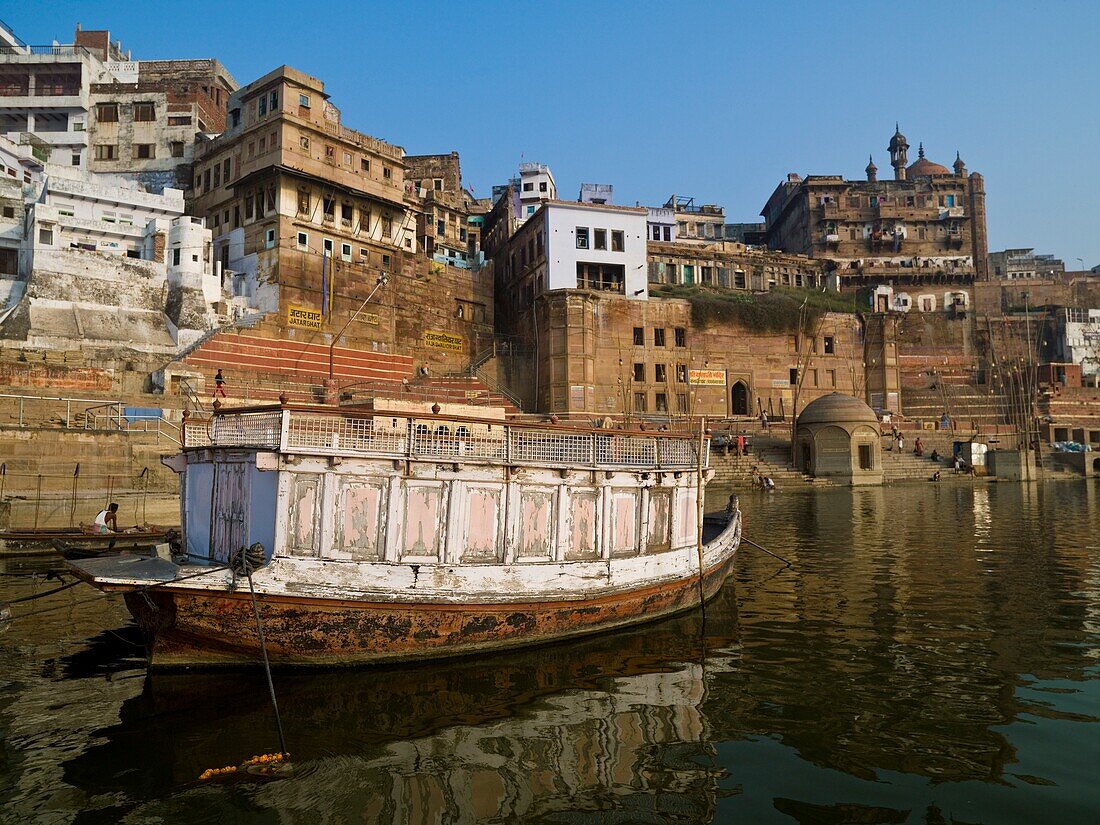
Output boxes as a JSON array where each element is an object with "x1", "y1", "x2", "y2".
[{"x1": 501, "y1": 200, "x2": 649, "y2": 304}]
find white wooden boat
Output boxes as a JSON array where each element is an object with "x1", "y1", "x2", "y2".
[{"x1": 69, "y1": 401, "x2": 740, "y2": 666}]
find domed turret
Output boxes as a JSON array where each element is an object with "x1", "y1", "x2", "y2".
[
  {"x1": 953, "y1": 151, "x2": 967, "y2": 177},
  {"x1": 888, "y1": 123, "x2": 910, "y2": 181},
  {"x1": 865, "y1": 154, "x2": 878, "y2": 182}
]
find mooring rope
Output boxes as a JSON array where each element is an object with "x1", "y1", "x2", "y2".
[
  {"x1": 741, "y1": 535, "x2": 793, "y2": 568},
  {"x1": 230, "y1": 543, "x2": 288, "y2": 761}
]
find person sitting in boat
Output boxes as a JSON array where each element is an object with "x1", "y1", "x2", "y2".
[{"x1": 93, "y1": 503, "x2": 119, "y2": 534}]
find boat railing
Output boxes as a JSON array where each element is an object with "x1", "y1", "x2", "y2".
[{"x1": 185, "y1": 408, "x2": 708, "y2": 470}]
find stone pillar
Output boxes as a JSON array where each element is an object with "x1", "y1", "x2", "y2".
[
  {"x1": 151, "y1": 230, "x2": 166, "y2": 263},
  {"x1": 968, "y1": 172, "x2": 989, "y2": 281}
]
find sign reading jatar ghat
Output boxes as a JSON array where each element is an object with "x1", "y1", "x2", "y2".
[
  {"x1": 287, "y1": 304, "x2": 323, "y2": 330},
  {"x1": 688, "y1": 369, "x2": 726, "y2": 387},
  {"x1": 423, "y1": 330, "x2": 464, "y2": 352}
]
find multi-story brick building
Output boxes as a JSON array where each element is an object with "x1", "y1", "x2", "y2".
[
  {"x1": 406, "y1": 151, "x2": 488, "y2": 271},
  {"x1": 88, "y1": 57, "x2": 236, "y2": 190},
  {"x1": 646, "y1": 240, "x2": 825, "y2": 291},
  {"x1": 989, "y1": 248, "x2": 1066, "y2": 281},
  {"x1": 761, "y1": 126, "x2": 989, "y2": 288},
  {"x1": 0, "y1": 23, "x2": 234, "y2": 186},
  {"x1": 189, "y1": 65, "x2": 417, "y2": 313}
]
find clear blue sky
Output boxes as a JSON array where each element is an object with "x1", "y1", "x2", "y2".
[{"x1": 7, "y1": 1, "x2": 1099, "y2": 267}]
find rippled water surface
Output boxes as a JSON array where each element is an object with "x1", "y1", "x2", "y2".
[{"x1": 2, "y1": 482, "x2": 1099, "y2": 823}]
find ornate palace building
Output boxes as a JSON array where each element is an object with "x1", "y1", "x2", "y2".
[{"x1": 760, "y1": 125, "x2": 989, "y2": 289}]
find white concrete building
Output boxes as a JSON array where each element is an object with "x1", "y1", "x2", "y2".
[
  {"x1": 1059, "y1": 308, "x2": 1100, "y2": 378},
  {"x1": 20, "y1": 166, "x2": 184, "y2": 273},
  {"x1": 0, "y1": 22, "x2": 129, "y2": 169},
  {"x1": 518, "y1": 162, "x2": 556, "y2": 221},
  {"x1": 505, "y1": 200, "x2": 649, "y2": 301},
  {"x1": 646, "y1": 207, "x2": 676, "y2": 243}
]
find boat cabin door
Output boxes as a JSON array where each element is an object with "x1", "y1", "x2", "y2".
[{"x1": 211, "y1": 459, "x2": 249, "y2": 564}]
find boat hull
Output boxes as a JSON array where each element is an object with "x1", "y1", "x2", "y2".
[{"x1": 123, "y1": 552, "x2": 737, "y2": 668}]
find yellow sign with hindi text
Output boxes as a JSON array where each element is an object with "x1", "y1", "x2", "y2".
[
  {"x1": 287, "y1": 304, "x2": 323, "y2": 330},
  {"x1": 423, "y1": 330, "x2": 464, "y2": 352},
  {"x1": 688, "y1": 369, "x2": 726, "y2": 387}
]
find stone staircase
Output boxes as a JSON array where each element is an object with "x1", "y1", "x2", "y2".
[
  {"x1": 708, "y1": 435, "x2": 825, "y2": 490},
  {"x1": 901, "y1": 383, "x2": 1011, "y2": 431}
]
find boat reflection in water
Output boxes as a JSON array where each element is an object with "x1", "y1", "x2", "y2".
[{"x1": 61, "y1": 588, "x2": 741, "y2": 823}]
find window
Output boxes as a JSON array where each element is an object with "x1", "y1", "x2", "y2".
[
  {"x1": 170, "y1": 141, "x2": 184, "y2": 158},
  {"x1": 634, "y1": 392, "x2": 647, "y2": 413},
  {"x1": 297, "y1": 189, "x2": 310, "y2": 215},
  {"x1": 858, "y1": 444, "x2": 873, "y2": 470},
  {"x1": 652, "y1": 225, "x2": 661, "y2": 241},
  {"x1": 789, "y1": 368, "x2": 798, "y2": 385},
  {"x1": 172, "y1": 248, "x2": 181, "y2": 266},
  {"x1": 633, "y1": 363, "x2": 645, "y2": 382},
  {"x1": 72, "y1": 121, "x2": 85, "y2": 131},
  {"x1": 299, "y1": 136, "x2": 310, "y2": 149},
  {"x1": 323, "y1": 197, "x2": 335, "y2": 221},
  {"x1": 323, "y1": 238, "x2": 334, "y2": 257},
  {"x1": 823, "y1": 335, "x2": 835, "y2": 354},
  {"x1": 655, "y1": 364, "x2": 667, "y2": 382},
  {"x1": 433, "y1": 178, "x2": 442, "y2": 191},
  {"x1": 382, "y1": 215, "x2": 392, "y2": 237},
  {"x1": 299, "y1": 93, "x2": 311, "y2": 108},
  {"x1": 223, "y1": 158, "x2": 230, "y2": 181},
  {"x1": 203, "y1": 168, "x2": 211, "y2": 191},
  {"x1": 265, "y1": 228, "x2": 276, "y2": 249},
  {"x1": 245, "y1": 194, "x2": 254, "y2": 219},
  {"x1": 258, "y1": 96, "x2": 267, "y2": 117},
  {"x1": 94, "y1": 144, "x2": 117, "y2": 160},
  {"x1": 39, "y1": 227, "x2": 53, "y2": 245},
  {"x1": 1, "y1": 206, "x2": 12, "y2": 219},
  {"x1": 342, "y1": 151, "x2": 352, "y2": 165},
  {"x1": 297, "y1": 231, "x2": 308, "y2": 250},
  {"x1": 269, "y1": 90, "x2": 278, "y2": 110},
  {"x1": 674, "y1": 328, "x2": 686, "y2": 347},
  {"x1": 827, "y1": 369, "x2": 836, "y2": 387},
  {"x1": 382, "y1": 166, "x2": 391, "y2": 179},
  {"x1": 633, "y1": 327, "x2": 644, "y2": 346},
  {"x1": 576, "y1": 227, "x2": 589, "y2": 249},
  {"x1": 325, "y1": 144, "x2": 335, "y2": 161},
  {"x1": 663, "y1": 226, "x2": 671, "y2": 241},
  {"x1": 133, "y1": 102, "x2": 155, "y2": 122},
  {"x1": 71, "y1": 154, "x2": 80, "y2": 166},
  {"x1": 676, "y1": 364, "x2": 687, "y2": 383},
  {"x1": 655, "y1": 393, "x2": 668, "y2": 413},
  {"x1": 168, "y1": 115, "x2": 192, "y2": 126},
  {"x1": 523, "y1": 182, "x2": 533, "y2": 192},
  {"x1": 96, "y1": 103, "x2": 118, "y2": 122},
  {"x1": 134, "y1": 143, "x2": 154, "y2": 159},
  {"x1": 539, "y1": 181, "x2": 548, "y2": 192},
  {"x1": 654, "y1": 328, "x2": 666, "y2": 347},
  {"x1": 229, "y1": 109, "x2": 240, "y2": 128},
  {"x1": 677, "y1": 393, "x2": 688, "y2": 412},
  {"x1": 576, "y1": 262, "x2": 625, "y2": 292},
  {"x1": 341, "y1": 203, "x2": 353, "y2": 225},
  {"x1": 526, "y1": 205, "x2": 535, "y2": 215},
  {"x1": 360, "y1": 158, "x2": 370, "y2": 172},
  {"x1": 382, "y1": 254, "x2": 391, "y2": 267},
  {"x1": 437, "y1": 219, "x2": 446, "y2": 235},
  {"x1": 593, "y1": 229, "x2": 607, "y2": 250},
  {"x1": 611, "y1": 230, "x2": 624, "y2": 252},
  {"x1": 341, "y1": 242, "x2": 352, "y2": 261}
]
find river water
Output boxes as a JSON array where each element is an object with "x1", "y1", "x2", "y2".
[{"x1": 1, "y1": 481, "x2": 1098, "y2": 824}]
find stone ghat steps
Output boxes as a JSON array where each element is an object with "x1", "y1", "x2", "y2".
[
  {"x1": 0, "y1": 430, "x2": 178, "y2": 500},
  {"x1": 879, "y1": 449, "x2": 950, "y2": 481},
  {"x1": 197, "y1": 373, "x2": 520, "y2": 414},
  {"x1": 181, "y1": 331, "x2": 414, "y2": 386}
]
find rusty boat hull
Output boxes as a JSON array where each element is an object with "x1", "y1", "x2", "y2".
[{"x1": 120, "y1": 550, "x2": 736, "y2": 667}]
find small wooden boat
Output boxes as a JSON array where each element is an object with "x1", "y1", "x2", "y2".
[
  {"x1": 53, "y1": 531, "x2": 168, "y2": 559},
  {"x1": 69, "y1": 401, "x2": 741, "y2": 667}
]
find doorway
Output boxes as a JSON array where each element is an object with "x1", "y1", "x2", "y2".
[{"x1": 731, "y1": 381, "x2": 749, "y2": 416}]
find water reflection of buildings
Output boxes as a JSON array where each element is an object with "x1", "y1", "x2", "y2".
[
  {"x1": 714, "y1": 484, "x2": 1099, "y2": 783},
  {"x1": 244, "y1": 665, "x2": 720, "y2": 823},
  {"x1": 50, "y1": 593, "x2": 740, "y2": 822}
]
